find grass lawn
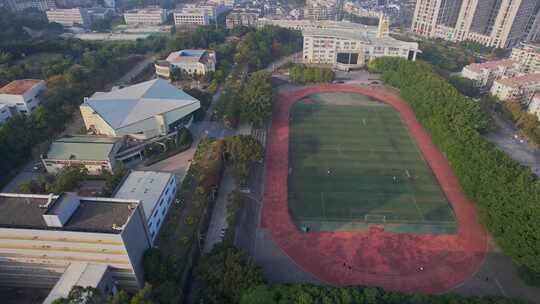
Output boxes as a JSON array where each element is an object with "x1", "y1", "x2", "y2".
[{"x1": 288, "y1": 93, "x2": 456, "y2": 234}]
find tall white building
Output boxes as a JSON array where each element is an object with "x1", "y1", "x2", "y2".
[
  {"x1": 46, "y1": 8, "x2": 92, "y2": 27},
  {"x1": 411, "y1": 0, "x2": 539, "y2": 48},
  {"x1": 0, "y1": 79, "x2": 46, "y2": 115},
  {"x1": 123, "y1": 8, "x2": 168, "y2": 25},
  {"x1": 114, "y1": 171, "x2": 177, "y2": 243}
]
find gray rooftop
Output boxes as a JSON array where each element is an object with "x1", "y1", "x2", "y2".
[
  {"x1": 83, "y1": 79, "x2": 199, "y2": 130},
  {"x1": 44, "y1": 135, "x2": 120, "y2": 161},
  {"x1": 114, "y1": 171, "x2": 174, "y2": 219},
  {"x1": 0, "y1": 193, "x2": 137, "y2": 233}
]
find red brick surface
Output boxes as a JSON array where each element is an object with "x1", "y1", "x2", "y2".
[{"x1": 262, "y1": 85, "x2": 487, "y2": 293}]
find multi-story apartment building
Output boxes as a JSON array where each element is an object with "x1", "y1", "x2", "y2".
[
  {"x1": 412, "y1": 0, "x2": 539, "y2": 48},
  {"x1": 181, "y1": 4, "x2": 228, "y2": 20},
  {"x1": 528, "y1": 93, "x2": 540, "y2": 119},
  {"x1": 5, "y1": 0, "x2": 55, "y2": 12},
  {"x1": 302, "y1": 20, "x2": 419, "y2": 69},
  {"x1": 0, "y1": 104, "x2": 12, "y2": 126},
  {"x1": 114, "y1": 171, "x2": 177, "y2": 243},
  {"x1": 0, "y1": 192, "x2": 151, "y2": 290},
  {"x1": 304, "y1": 4, "x2": 337, "y2": 21},
  {"x1": 511, "y1": 42, "x2": 540, "y2": 74},
  {"x1": 226, "y1": 9, "x2": 260, "y2": 29},
  {"x1": 173, "y1": 8, "x2": 210, "y2": 26},
  {"x1": 0, "y1": 79, "x2": 46, "y2": 115},
  {"x1": 490, "y1": 73, "x2": 540, "y2": 103},
  {"x1": 46, "y1": 8, "x2": 92, "y2": 27},
  {"x1": 123, "y1": 8, "x2": 168, "y2": 25},
  {"x1": 155, "y1": 49, "x2": 216, "y2": 78},
  {"x1": 461, "y1": 59, "x2": 522, "y2": 88}
]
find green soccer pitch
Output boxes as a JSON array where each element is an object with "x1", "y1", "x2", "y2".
[{"x1": 288, "y1": 92, "x2": 457, "y2": 234}]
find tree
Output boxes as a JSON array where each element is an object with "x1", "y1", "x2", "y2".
[
  {"x1": 52, "y1": 286, "x2": 105, "y2": 304},
  {"x1": 449, "y1": 76, "x2": 480, "y2": 97},
  {"x1": 288, "y1": 64, "x2": 335, "y2": 84},
  {"x1": 196, "y1": 244, "x2": 264, "y2": 304},
  {"x1": 225, "y1": 135, "x2": 263, "y2": 184},
  {"x1": 241, "y1": 71, "x2": 274, "y2": 125},
  {"x1": 46, "y1": 166, "x2": 89, "y2": 194}
]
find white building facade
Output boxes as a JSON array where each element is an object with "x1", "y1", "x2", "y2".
[
  {"x1": 46, "y1": 8, "x2": 91, "y2": 27},
  {"x1": 461, "y1": 59, "x2": 522, "y2": 89},
  {"x1": 511, "y1": 43, "x2": 540, "y2": 74},
  {"x1": 155, "y1": 49, "x2": 216, "y2": 78},
  {"x1": 0, "y1": 79, "x2": 46, "y2": 115},
  {"x1": 173, "y1": 8, "x2": 210, "y2": 26},
  {"x1": 123, "y1": 9, "x2": 168, "y2": 25},
  {"x1": 114, "y1": 171, "x2": 177, "y2": 243}
]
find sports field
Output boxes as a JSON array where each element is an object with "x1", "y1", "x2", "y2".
[{"x1": 288, "y1": 92, "x2": 457, "y2": 234}]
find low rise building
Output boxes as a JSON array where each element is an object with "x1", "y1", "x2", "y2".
[
  {"x1": 0, "y1": 104, "x2": 12, "y2": 126},
  {"x1": 173, "y1": 8, "x2": 210, "y2": 26},
  {"x1": 461, "y1": 59, "x2": 522, "y2": 89},
  {"x1": 511, "y1": 43, "x2": 540, "y2": 74},
  {"x1": 41, "y1": 135, "x2": 123, "y2": 175},
  {"x1": 155, "y1": 49, "x2": 216, "y2": 78},
  {"x1": 301, "y1": 21, "x2": 419, "y2": 69},
  {"x1": 490, "y1": 73, "x2": 540, "y2": 103},
  {"x1": 0, "y1": 192, "x2": 151, "y2": 290},
  {"x1": 114, "y1": 171, "x2": 177, "y2": 243},
  {"x1": 123, "y1": 8, "x2": 167, "y2": 25},
  {"x1": 225, "y1": 9, "x2": 260, "y2": 29},
  {"x1": 0, "y1": 79, "x2": 46, "y2": 115},
  {"x1": 46, "y1": 8, "x2": 92, "y2": 27},
  {"x1": 181, "y1": 3, "x2": 228, "y2": 20},
  {"x1": 80, "y1": 79, "x2": 200, "y2": 139},
  {"x1": 304, "y1": 0, "x2": 337, "y2": 21}
]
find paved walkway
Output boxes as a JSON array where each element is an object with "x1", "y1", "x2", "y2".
[{"x1": 203, "y1": 167, "x2": 234, "y2": 253}]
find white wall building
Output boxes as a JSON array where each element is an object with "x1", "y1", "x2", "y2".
[
  {"x1": 302, "y1": 22, "x2": 419, "y2": 69},
  {"x1": 173, "y1": 8, "x2": 210, "y2": 26},
  {"x1": 0, "y1": 79, "x2": 46, "y2": 115},
  {"x1": 461, "y1": 59, "x2": 522, "y2": 89},
  {"x1": 0, "y1": 104, "x2": 12, "y2": 126},
  {"x1": 46, "y1": 8, "x2": 92, "y2": 27},
  {"x1": 80, "y1": 79, "x2": 200, "y2": 139},
  {"x1": 0, "y1": 192, "x2": 151, "y2": 291},
  {"x1": 114, "y1": 171, "x2": 177, "y2": 243},
  {"x1": 511, "y1": 43, "x2": 540, "y2": 74},
  {"x1": 490, "y1": 73, "x2": 540, "y2": 103},
  {"x1": 123, "y1": 8, "x2": 168, "y2": 25},
  {"x1": 155, "y1": 49, "x2": 216, "y2": 78}
]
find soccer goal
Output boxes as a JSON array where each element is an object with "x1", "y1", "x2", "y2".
[{"x1": 364, "y1": 214, "x2": 387, "y2": 223}]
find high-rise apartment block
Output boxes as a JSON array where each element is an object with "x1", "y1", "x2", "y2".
[{"x1": 412, "y1": 0, "x2": 540, "y2": 48}]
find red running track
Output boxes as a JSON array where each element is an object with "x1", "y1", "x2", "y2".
[{"x1": 262, "y1": 85, "x2": 487, "y2": 293}]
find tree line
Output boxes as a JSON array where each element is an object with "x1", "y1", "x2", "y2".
[
  {"x1": 288, "y1": 64, "x2": 335, "y2": 84},
  {"x1": 367, "y1": 57, "x2": 540, "y2": 276}
]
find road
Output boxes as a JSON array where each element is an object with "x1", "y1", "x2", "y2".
[{"x1": 484, "y1": 112, "x2": 540, "y2": 177}]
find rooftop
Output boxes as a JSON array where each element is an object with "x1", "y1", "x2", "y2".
[
  {"x1": 44, "y1": 135, "x2": 120, "y2": 161},
  {"x1": 302, "y1": 27, "x2": 419, "y2": 49},
  {"x1": 0, "y1": 79, "x2": 44, "y2": 95},
  {"x1": 166, "y1": 49, "x2": 212, "y2": 63},
  {"x1": 83, "y1": 79, "x2": 200, "y2": 130},
  {"x1": 496, "y1": 73, "x2": 540, "y2": 88},
  {"x1": 464, "y1": 59, "x2": 517, "y2": 73},
  {"x1": 0, "y1": 193, "x2": 138, "y2": 233},
  {"x1": 114, "y1": 171, "x2": 174, "y2": 219}
]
